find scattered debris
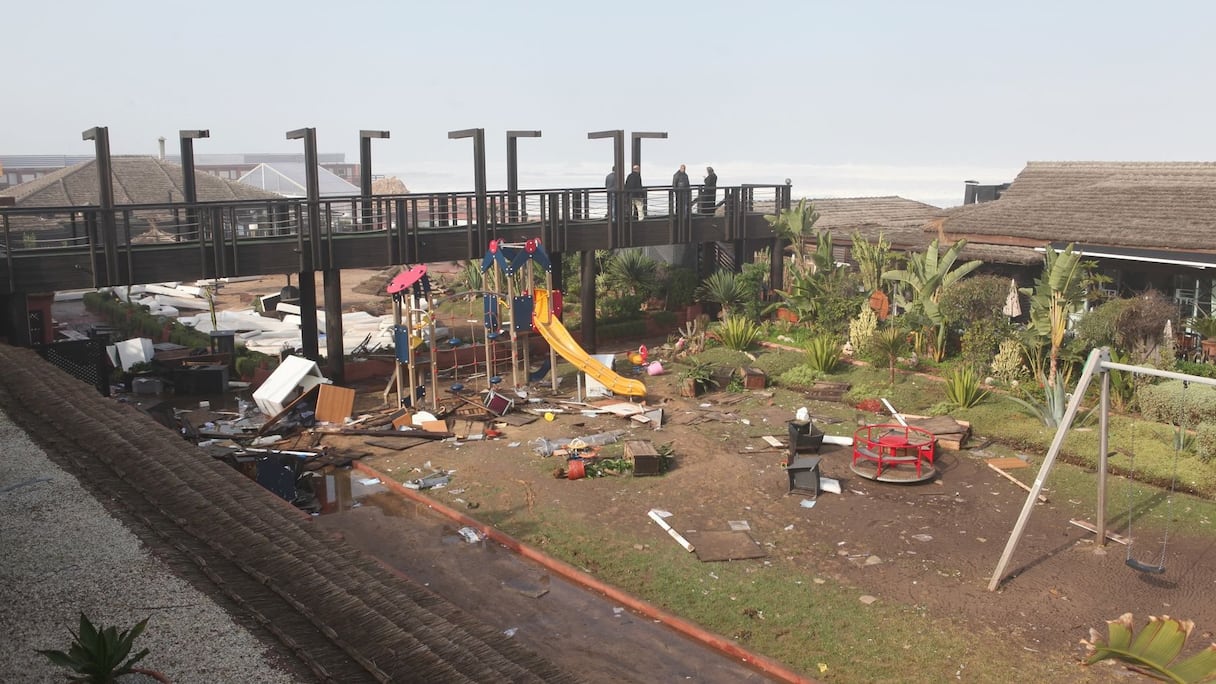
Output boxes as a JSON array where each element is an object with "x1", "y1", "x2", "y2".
[{"x1": 648, "y1": 509, "x2": 695, "y2": 553}]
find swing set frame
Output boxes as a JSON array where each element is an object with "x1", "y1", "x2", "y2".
[{"x1": 988, "y1": 347, "x2": 1216, "y2": 591}]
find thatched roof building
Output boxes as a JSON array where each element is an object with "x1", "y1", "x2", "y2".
[
  {"x1": 0, "y1": 156, "x2": 281, "y2": 208},
  {"x1": 935, "y1": 162, "x2": 1216, "y2": 267}
]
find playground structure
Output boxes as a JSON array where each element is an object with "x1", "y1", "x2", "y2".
[
  {"x1": 384, "y1": 238, "x2": 646, "y2": 411},
  {"x1": 988, "y1": 347, "x2": 1216, "y2": 591},
  {"x1": 850, "y1": 423, "x2": 937, "y2": 483}
]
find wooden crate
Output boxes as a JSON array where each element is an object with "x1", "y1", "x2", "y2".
[
  {"x1": 738, "y1": 367, "x2": 767, "y2": 390},
  {"x1": 625, "y1": 440, "x2": 664, "y2": 476}
]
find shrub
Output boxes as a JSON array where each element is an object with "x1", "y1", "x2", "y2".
[
  {"x1": 1198, "y1": 422, "x2": 1216, "y2": 463},
  {"x1": 848, "y1": 307, "x2": 878, "y2": 356},
  {"x1": 1136, "y1": 380, "x2": 1216, "y2": 428},
  {"x1": 1175, "y1": 359, "x2": 1216, "y2": 379},
  {"x1": 661, "y1": 265, "x2": 698, "y2": 309},
  {"x1": 804, "y1": 335, "x2": 841, "y2": 374},
  {"x1": 776, "y1": 364, "x2": 821, "y2": 389},
  {"x1": 990, "y1": 338, "x2": 1026, "y2": 385},
  {"x1": 714, "y1": 316, "x2": 762, "y2": 351},
  {"x1": 598, "y1": 294, "x2": 645, "y2": 321},
  {"x1": 945, "y1": 365, "x2": 990, "y2": 409}
]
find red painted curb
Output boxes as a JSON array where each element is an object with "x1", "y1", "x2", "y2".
[{"x1": 353, "y1": 460, "x2": 816, "y2": 684}]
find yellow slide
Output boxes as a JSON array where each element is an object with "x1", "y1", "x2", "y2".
[{"x1": 533, "y1": 289, "x2": 646, "y2": 398}]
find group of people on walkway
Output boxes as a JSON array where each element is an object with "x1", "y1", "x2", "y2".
[{"x1": 605, "y1": 164, "x2": 717, "y2": 220}]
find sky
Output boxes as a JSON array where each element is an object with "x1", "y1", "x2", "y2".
[{"x1": 5, "y1": 1, "x2": 1214, "y2": 208}]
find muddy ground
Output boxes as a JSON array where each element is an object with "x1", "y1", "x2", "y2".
[{"x1": 55, "y1": 271, "x2": 1216, "y2": 679}]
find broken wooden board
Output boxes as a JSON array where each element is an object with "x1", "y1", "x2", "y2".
[
  {"x1": 985, "y1": 457, "x2": 1029, "y2": 470},
  {"x1": 315, "y1": 384, "x2": 356, "y2": 423},
  {"x1": 904, "y1": 414, "x2": 971, "y2": 450},
  {"x1": 987, "y1": 462, "x2": 1048, "y2": 502},
  {"x1": 594, "y1": 402, "x2": 647, "y2": 417},
  {"x1": 497, "y1": 412, "x2": 539, "y2": 426},
  {"x1": 363, "y1": 437, "x2": 434, "y2": 451},
  {"x1": 1069, "y1": 519, "x2": 1130, "y2": 545},
  {"x1": 761, "y1": 435, "x2": 785, "y2": 448},
  {"x1": 682, "y1": 530, "x2": 768, "y2": 562}
]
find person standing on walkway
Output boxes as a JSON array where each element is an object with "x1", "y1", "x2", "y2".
[
  {"x1": 700, "y1": 166, "x2": 717, "y2": 214},
  {"x1": 605, "y1": 166, "x2": 617, "y2": 221},
  {"x1": 672, "y1": 164, "x2": 691, "y2": 217},
  {"x1": 625, "y1": 164, "x2": 645, "y2": 219}
]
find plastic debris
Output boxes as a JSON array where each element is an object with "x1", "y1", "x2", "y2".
[
  {"x1": 457, "y1": 526, "x2": 483, "y2": 543},
  {"x1": 800, "y1": 499, "x2": 817, "y2": 509},
  {"x1": 820, "y1": 477, "x2": 842, "y2": 494}
]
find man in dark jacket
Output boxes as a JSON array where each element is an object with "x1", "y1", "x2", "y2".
[
  {"x1": 625, "y1": 164, "x2": 644, "y2": 219},
  {"x1": 672, "y1": 164, "x2": 691, "y2": 217},
  {"x1": 605, "y1": 166, "x2": 617, "y2": 221},
  {"x1": 700, "y1": 166, "x2": 717, "y2": 214}
]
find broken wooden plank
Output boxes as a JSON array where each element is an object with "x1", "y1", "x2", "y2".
[
  {"x1": 761, "y1": 435, "x2": 785, "y2": 448},
  {"x1": 985, "y1": 457, "x2": 1030, "y2": 470},
  {"x1": 310, "y1": 426, "x2": 454, "y2": 439},
  {"x1": 315, "y1": 384, "x2": 357, "y2": 423},
  {"x1": 1068, "y1": 518, "x2": 1130, "y2": 546},
  {"x1": 987, "y1": 462, "x2": 1048, "y2": 502},
  {"x1": 363, "y1": 437, "x2": 434, "y2": 451}
]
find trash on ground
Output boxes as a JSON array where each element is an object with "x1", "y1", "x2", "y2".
[
  {"x1": 457, "y1": 526, "x2": 483, "y2": 543},
  {"x1": 800, "y1": 499, "x2": 817, "y2": 509},
  {"x1": 820, "y1": 477, "x2": 842, "y2": 494}
]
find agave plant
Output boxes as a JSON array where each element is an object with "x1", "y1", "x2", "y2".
[
  {"x1": 1083, "y1": 613, "x2": 1216, "y2": 682},
  {"x1": 1006, "y1": 369, "x2": 1069, "y2": 427},
  {"x1": 713, "y1": 316, "x2": 762, "y2": 351},
  {"x1": 38, "y1": 613, "x2": 153, "y2": 684},
  {"x1": 804, "y1": 334, "x2": 841, "y2": 374},
  {"x1": 944, "y1": 366, "x2": 990, "y2": 409}
]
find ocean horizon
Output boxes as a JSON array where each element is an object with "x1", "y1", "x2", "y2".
[{"x1": 378, "y1": 159, "x2": 1021, "y2": 211}]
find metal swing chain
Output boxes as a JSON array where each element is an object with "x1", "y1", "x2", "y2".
[{"x1": 1125, "y1": 380, "x2": 1186, "y2": 573}]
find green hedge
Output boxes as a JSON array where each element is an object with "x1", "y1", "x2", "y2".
[
  {"x1": 1136, "y1": 380, "x2": 1216, "y2": 427},
  {"x1": 1199, "y1": 423, "x2": 1216, "y2": 463}
]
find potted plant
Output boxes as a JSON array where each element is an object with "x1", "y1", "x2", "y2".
[
  {"x1": 38, "y1": 613, "x2": 169, "y2": 683},
  {"x1": 1188, "y1": 314, "x2": 1216, "y2": 360},
  {"x1": 677, "y1": 359, "x2": 719, "y2": 397}
]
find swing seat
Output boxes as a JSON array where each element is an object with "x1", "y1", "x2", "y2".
[{"x1": 1125, "y1": 558, "x2": 1166, "y2": 575}]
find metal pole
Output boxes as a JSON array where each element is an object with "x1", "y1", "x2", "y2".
[
  {"x1": 506, "y1": 130, "x2": 541, "y2": 223},
  {"x1": 1097, "y1": 370, "x2": 1110, "y2": 545},
  {"x1": 83, "y1": 126, "x2": 118, "y2": 285},
  {"x1": 448, "y1": 128, "x2": 488, "y2": 257},
  {"x1": 588, "y1": 130, "x2": 625, "y2": 248},
  {"x1": 286, "y1": 127, "x2": 323, "y2": 363},
  {"x1": 359, "y1": 130, "x2": 389, "y2": 232}
]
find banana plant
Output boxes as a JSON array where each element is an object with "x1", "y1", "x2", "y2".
[
  {"x1": 1083, "y1": 613, "x2": 1216, "y2": 683},
  {"x1": 882, "y1": 238, "x2": 982, "y2": 361}
]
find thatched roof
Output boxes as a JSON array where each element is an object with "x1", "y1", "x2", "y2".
[
  {"x1": 0, "y1": 156, "x2": 282, "y2": 208},
  {"x1": 372, "y1": 176, "x2": 410, "y2": 194},
  {"x1": 765, "y1": 196, "x2": 1042, "y2": 266},
  {"x1": 0, "y1": 344, "x2": 577, "y2": 682},
  {"x1": 936, "y1": 161, "x2": 1216, "y2": 256}
]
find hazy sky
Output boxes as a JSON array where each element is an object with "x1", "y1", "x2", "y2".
[{"x1": 6, "y1": 1, "x2": 1213, "y2": 207}]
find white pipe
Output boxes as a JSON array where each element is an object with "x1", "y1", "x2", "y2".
[
  {"x1": 647, "y1": 509, "x2": 695, "y2": 552},
  {"x1": 880, "y1": 398, "x2": 907, "y2": 426}
]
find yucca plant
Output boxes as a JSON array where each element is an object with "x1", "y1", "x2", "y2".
[
  {"x1": 1083, "y1": 613, "x2": 1216, "y2": 682},
  {"x1": 804, "y1": 334, "x2": 841, "y2": 374},
  {"x1": 696, "y1": 271, "x2": 748, "y2": 319},
  {"x1": 38, "y1": 613, "x2": 153, "y2": 683},
  {"x1": 714, "y1": 316, "x2": 762, "y2": 351},
  {"x1": 944, "y1": 365, "x2": 990, "y2": 409}
]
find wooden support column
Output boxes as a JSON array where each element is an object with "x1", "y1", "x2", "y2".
[
  {"x1": 580, "y1": 249, "x2": 597, "y2": 353},
  {"x1": 299, "y1": 271, "x2": 319, "y2": 361},
  {"x1": 324, "y1": 268, "x2": 344, "y2": 384}
]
